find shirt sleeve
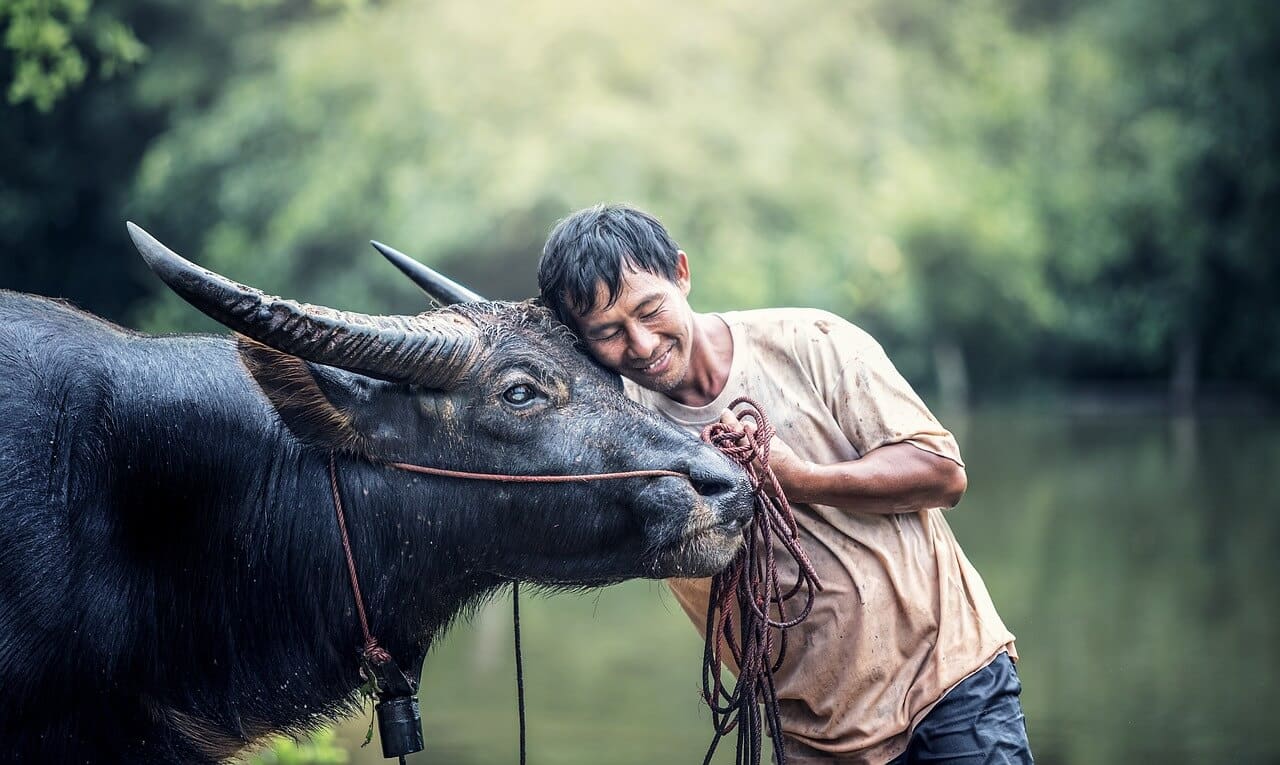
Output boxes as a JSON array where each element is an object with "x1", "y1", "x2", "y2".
[{"x1": 826, "y1": 330, "x2": 964, "y2": 467}]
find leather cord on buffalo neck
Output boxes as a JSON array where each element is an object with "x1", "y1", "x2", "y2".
[
  {"x1": 328, "y1": 455, "x2": 391, "y2": 667},
  {"x1": 329, "y1": 456, "x2": 422, "y2": 764},
  {"x1": 326, "y1": 452, "x2": 689, "y2": 763},
  {"x1": 699, "y1": 398, "x2": 824, "y2": 765}
]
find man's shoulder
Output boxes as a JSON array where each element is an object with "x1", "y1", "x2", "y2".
[
  {"x1": 724, "y1": 305, "x2": 841, "y2": 327},
  {"x1": 724, "y1": 307, "x2": 880, "y2": 354}
]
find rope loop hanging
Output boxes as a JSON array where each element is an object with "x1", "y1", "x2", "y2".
[{"x1": 699, "y1": 397, "x2": 824, "y2": 765}]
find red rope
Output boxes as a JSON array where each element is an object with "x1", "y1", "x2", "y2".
[
  {"x1": 328, "y1": 456, "x2": 689, "y2": 672},
  {"x1": 388, "y1": 462, "x2": 683, "y2": 483},
  {"x1": 328, "y1": 454, "x2": 391, "y2": 665},
  {"x1": 699, "y1": 397, "x2": 823, "y2": 765}
]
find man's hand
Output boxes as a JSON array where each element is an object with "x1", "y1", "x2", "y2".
[
  {"x1": 717, "y1": 410, "x2": 966, "y2": 513},
  {"x1": 718, "y1": 409, "x2": 811, "y2": 498}
]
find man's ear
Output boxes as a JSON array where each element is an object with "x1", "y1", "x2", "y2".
[
  {"x1": 675, "y1": 250, "x2": 692, "y2": 296},
  {"x1": 236, "y1": 336, "x2": 368, "y2": 453}
]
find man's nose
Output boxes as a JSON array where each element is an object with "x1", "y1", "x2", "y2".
[{"x1": 628, "y1": 325, "x2": 661, "y2": 359}]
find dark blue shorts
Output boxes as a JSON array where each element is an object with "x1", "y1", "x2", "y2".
[{"x1": 887, "y1": 652, "x2": 1034, "y2": 765}]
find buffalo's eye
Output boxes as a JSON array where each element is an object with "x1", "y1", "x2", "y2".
[{"x1": 502, "y1": 383, "x2": 540, "y2": 408}]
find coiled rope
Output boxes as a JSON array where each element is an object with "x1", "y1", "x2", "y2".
[{"x1": 699, "y1": 397, "x2": 824, "y2": 765}]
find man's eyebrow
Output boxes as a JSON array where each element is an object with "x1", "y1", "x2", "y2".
[
  {"x1": 583, "y1": 317, "x2": 625, "y2": 336},
  {"x1": 583, "y1": 294, "x2": 664, "y2": 334}
]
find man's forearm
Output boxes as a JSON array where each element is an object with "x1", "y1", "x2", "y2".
[{"x1": 782, "y1": 442, "x2": 967, "y2": 514}]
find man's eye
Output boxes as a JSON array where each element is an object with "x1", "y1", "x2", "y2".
[{"x1": 502, "y1": 383, "x2": 540, "y2": 407}]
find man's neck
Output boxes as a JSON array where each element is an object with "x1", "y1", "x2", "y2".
[{"x1": 666, "y1": 312, "x2": 734, "y2": 407}]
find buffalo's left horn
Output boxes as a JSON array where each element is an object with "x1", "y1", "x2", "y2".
[
  {"x1": 370, "y1": 240, "x2": 486, "y2": 305},
  {"x1": 127, "y1": 222, "x2": 478, "y2": 389}
]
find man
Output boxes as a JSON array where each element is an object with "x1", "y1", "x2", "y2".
[{"x1": 537, "y1": 204, "x2": 1033, "y2": 764}]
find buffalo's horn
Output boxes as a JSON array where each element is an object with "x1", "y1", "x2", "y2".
[
  {"x1": 370, "y1": 240, "x2": 486, "y2": 304},
  {"x1": 127, "y1": 222, "x2": 477, "y2": 389}
]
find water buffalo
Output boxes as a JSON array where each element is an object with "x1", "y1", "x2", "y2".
[{"x1": 0, "y1": 224, "x2": 753, "y2": 763}]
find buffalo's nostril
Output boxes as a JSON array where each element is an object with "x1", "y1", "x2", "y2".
[
  {"x1": 692, "y1": 476, "x2": 735, "y2": 498},
  {"x1": 687, "y1": 454, "x2": 746, "y2": 499}
]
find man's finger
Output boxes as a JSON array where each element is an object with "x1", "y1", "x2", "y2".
[{"x1": 719, "y1": 409, "x2": 749, "y2": 442}]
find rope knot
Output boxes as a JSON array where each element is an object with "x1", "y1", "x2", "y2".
[{"x1": 362, "y1": 638, "x2": 392, "y2": 667}]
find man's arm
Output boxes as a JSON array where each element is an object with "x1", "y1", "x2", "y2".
[
  {"x1": 773, "y1": 440, "x2": 967, "y2": 514},
  {"x1": 725, "y1": 411, "x2": 966, "y2": 515}
]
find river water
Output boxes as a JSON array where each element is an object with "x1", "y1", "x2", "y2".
[{"x1": 333, "y1": 412, "x2": 1279, "y2": 765}]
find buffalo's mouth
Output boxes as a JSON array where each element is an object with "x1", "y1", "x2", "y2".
[
  {"x1": 491, "y1": 528, "x2": 745, "y2": 587},
  {"x1": 506, "y1": 505, "x2": 750, "y2": 585},
  {"x1": 489, "y1": 474, "x2": 755, "y2": 585},
  {"x1": 643, "y1": 472, "x2": 756, "y2": 578},
  {"x1": 651, "y1": 524, "x2": 747, "y2": 579},
  {"x1": 647, "y1": 496, "x2": 753, "y2": 579}
]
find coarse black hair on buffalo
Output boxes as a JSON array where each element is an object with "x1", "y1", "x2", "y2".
[
  {"x1": 537, "y1": 204, "x2": 681, "y2": 328},
  {"x1": 0, "y1": 292, "x2": 553, "y2": 761},
  {"x1": 1, "y1": 242, "x2": 755, "y2": 762}
]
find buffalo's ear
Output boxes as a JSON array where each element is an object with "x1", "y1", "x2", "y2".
[{"x1": 237, "y1": 336, "x2": 368, "y2": 453}]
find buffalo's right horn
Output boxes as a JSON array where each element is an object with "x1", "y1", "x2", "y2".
[
  {"x1": 127, "y1": 222, "x2": 478, "y2": 389},
  {"x1": 370, "y1": 240, "x2": 486, "y2": 305}
]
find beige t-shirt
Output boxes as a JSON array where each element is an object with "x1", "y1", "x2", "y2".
[{"x1": 624, "y1": 308, "x2": 1016, "y2": 765}]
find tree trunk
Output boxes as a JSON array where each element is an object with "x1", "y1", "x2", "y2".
[
  {"x1": 1171, "y1": 332, "x2": 1199, "y2": 414},
  {"x1": 933, "y1": 339, "x2": 970, "y2": 412}
]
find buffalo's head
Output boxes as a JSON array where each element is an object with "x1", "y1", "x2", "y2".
[{"x1": 127, "y1": 223, "x2": 752, "y2": 585}]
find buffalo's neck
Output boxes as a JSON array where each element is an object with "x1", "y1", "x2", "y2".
[
  {"x1": 107, "y1": 337, "x2": 501, "y2": 735},
  {"x1": 315, "y1": 457, "x2": 507, "y2": 662}
]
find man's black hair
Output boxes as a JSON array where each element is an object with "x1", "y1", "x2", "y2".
[{"x1": 538, "y1": 204, "x2": 681, "y2": 328}]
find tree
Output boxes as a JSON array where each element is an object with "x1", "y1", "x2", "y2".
[
  {"x1": 1034, "y1": 0, "x2": 1280, "y2": 402},
  {"x1": 1, "y1": 0, "x2": 145, "y2": 111},
  {"x1": 0, "y1": 0, "x2": 358, "y2": 321},
  {"x1": 5, "y1": 0, "x2": 1277, "y2": 400}
]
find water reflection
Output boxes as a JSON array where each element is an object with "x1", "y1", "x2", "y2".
[{"x1": 331, "y1": 413, "x2": 1279, "y2": 764}]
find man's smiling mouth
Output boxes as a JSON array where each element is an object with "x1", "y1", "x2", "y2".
[{"x1": 635, "y1": 343, "x2": 675, "y2": 375}]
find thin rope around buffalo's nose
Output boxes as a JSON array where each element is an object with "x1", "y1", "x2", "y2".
[{"x1": 386, "y1": 461, "x2": 685, "y2": 483}]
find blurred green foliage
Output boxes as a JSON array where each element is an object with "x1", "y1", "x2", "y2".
[
  {"x1": 1, "y1": 0, "x2": 1277, "y2": 404},
  {"x1": 244, "y1": 728, "x2": 348, "y2": 764},
  {"x1": 1, "y1": 0, "x2": 142, "y2": 111}
]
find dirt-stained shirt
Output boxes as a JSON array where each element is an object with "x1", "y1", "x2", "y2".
[{"x1": 623, "y1": 308, "x2": 1016, "y2": 764}]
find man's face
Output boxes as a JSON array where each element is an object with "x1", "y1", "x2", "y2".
[{"x1": 572, "y1": 252, "x2": 695, "y2": 393}]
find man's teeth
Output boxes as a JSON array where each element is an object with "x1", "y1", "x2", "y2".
[{"x1": 644, "y1": 347, "x2": 670, "y2": 371}]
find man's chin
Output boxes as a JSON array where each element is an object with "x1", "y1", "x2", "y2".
[{"x1": 624, "y1": 366, "x2": 686, "y2": 394}]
